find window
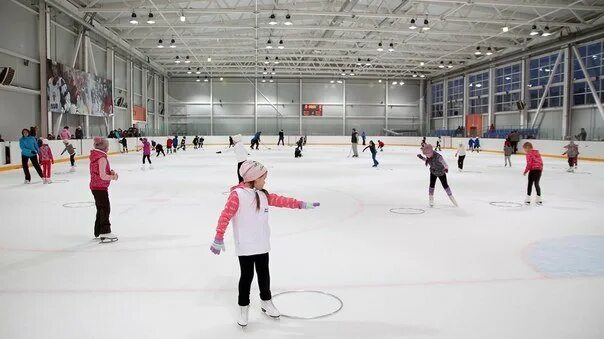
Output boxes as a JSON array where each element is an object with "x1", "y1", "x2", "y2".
[
  {"x1": 468, "y1": 71, "x2": 489, "y2": 114},
  {"x1": 528, "y1": 52, "x2": 564, "y2": 109},
  {"x1": 447, "y1": 77, "x2": 464, "y2": 116},
  {"x1": 573, "y1": 40, "x2": 604, "y2": 105},
  {"x1": 431, "y1": 82, "x2": 444, "y2": 117},
  {"x1": 495, "y1": 63, "x2": 521, "y2": 112}
]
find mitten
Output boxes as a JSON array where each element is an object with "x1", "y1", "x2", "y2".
[
  {"x1": 445, "y1": 168, "x2": 449, "y2": 173},
  {"x1": 210, "y1": 238, "x2": 225, "y2": 255},
  {"x1": 417, "y1": 154, "x2": 423, "y2": 159},
  {"x1": 300, "y1": 202, "x2": 320, "y2": 209}
]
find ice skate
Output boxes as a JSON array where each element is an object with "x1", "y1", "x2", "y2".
[
  {"x1": 536, "y1": 196, "x2": 542, "y2": 206},
  {"x1": 238, "y1": 305, "x2": 249, "y2": 327},
  {"x1": 567, "y1": 167, "x2": 573, "y2": 173},
  {"x1": 99, "y1": 233, "x2": 118, "y2": 243},
  {"x1": 260, "y1": 299, "x2": 280, "y2": 319},
  {"x1": 46, "y1": 178, "x2": 52, "y2": 184},
  {"x1": 69, "y1": 166, "x2": 76, "y2": 172},
  {"x1": 448, "y1": 195, "x2": 458, "y2": 207},
  {"x1": 141, "y1": 165, "x2": 146, "y2": 171},
  {"x1": 429, "y1": 195, "x2": 434, "y2": 207},
  {"x1": 43, "y1": 178, "x2": 48, "y2": 184},
  {"x1": 24, "y1": 180, "x2": 30, "y2": 184},
  {"x1": 149, "y1": 164, "x2": 154, "y2": 170},
  {"x1": 524, "y1": 195, "x2": 531, "y2": 205}
]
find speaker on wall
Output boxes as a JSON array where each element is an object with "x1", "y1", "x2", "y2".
[
  {"x1": 0, "y1": 67, "x2": 16, "y2": 86},
  {"x1": 516, "y1": 100, "x2": 526, "y2": 111}
]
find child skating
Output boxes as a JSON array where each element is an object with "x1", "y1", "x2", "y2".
[
  {"x1": 193, "y1": 136, "x2": 199, "y2": 149},
  {"x1": 363, "y1": 140, "x2": 379, "y2": 167},
  {"x1": 90, "y1": 137, "x2": 119, "y2": 243},
  {"x1": 523, "y1": 142, "x2": 543, "y2": 205},
  {"x1": 209, "y1": 160, "x2": 320, "y2": 327},
  {"x1": 141, "y1": 138, "x2": 153, "y2": 170},
  {"x1": 120, "y1": 137, "x2": 128, "y2": 153},
  {"x1": 198, "y1": 136, "x2": 204, "y2": 149},
  {"x1": 61, "y1": 139, "x2": 77, "y2": 172},
  {"x1": 294, "y1": 146, "x2": 302, "y2": 158},
  {"x1": 179, "y1": 136, "x2": 186, "y2": 151},
  {"x1": 417, "y1": 144, "x2": 458, "y2": 207},
  {"x1": 167, "y1": 138, "x2": 173, "y2": 154},
  {"x1": 474, "y1": 137, "x2": 481, "y2": 153},
  {"x1": 468, "y1": 137, "x2": 475, "y2": 152},
  {"x1": 229, "y1": 136, "x2": 235, "y2": 148},
  {"x1": 377, "y1": 140, "x2": 384, "y2": 152},
  {"x1": 454, "y1": 143, "x2": 466, "y2": 172},
  {"x1": 38, "y1": 139, "x2": 54, "y2": 184},
  {"x1": 156, "y1": 142, "x2": 165, "y2": 157},
  {"x1": 173, "y1": 135, "x2": 178, "y2": 153},
  {"x1": 562, "y1": 140, "x2": 579, "y2": 172},
  {"x1": 504, "y1": 138, "x2": 513, "y2": 167},
  {"x1": 435, "y1": 137, "x2": 442, "y2": 151}
]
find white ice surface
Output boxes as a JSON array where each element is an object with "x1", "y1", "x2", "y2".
[{"x1": 0, "y1": 145, "x2": 603, "y2": 339}]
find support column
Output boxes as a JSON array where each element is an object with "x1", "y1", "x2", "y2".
[
  {"x1": 154, "y1": 74, "x2": 159, "y2": 135},
  {"x1": 426, "y1": 80, "x2": 432, "y2": 134},
  {"x1": 520, "y1": 58, "x2": 528, "y2": 128},
  {"x1": 254, "y1": 78, "x2": 258, "y2": 132},
  {"x1": 443, "y1": 78, "x2": 448, "y2": 129},
  {"x1": 299, "y1": 79, "x2": 302, "y2": 135},
  {"x1": 488, "y1": 67, "x2": 495, "y2": 129},
  {"x1": 83, "y1": 32, "x2": 90, "y2": 138},
  {"x1": 562, "y1": 45, "x2": 571, "y2": 139},
  {"x1": 107, "y1": 47, "x2": 115, "y2": 130},
  {"x1": 572, "y1": 45, "x2": 604, "y2": 126},
  {"x1": 128, "y1": 60, "x2": 134, "y2": 129},
  {"x1": 418, "y1": 79, "x2": 425, "y2": 135},
  {"x1": 342, "y1": 79, "x2": 346, "y2": 136},
  {"x1": 462, "y1": 74, "x2": 468, "y2": 134},
  {"x1": 39, "y1": 2, "x2": 49, "y2": 137},
  {"x1": 209, "y1": 78, "x2": 214, "y2": 136},
  {"x1": 385, "y1": 80, "x2": 389, "y2": 131},
  {"x1": 164, "y1": 76, "x2": 169, "y2": 135},
  {"x1": 142, "y1": 69, "x2": 148, "y2": 135}
]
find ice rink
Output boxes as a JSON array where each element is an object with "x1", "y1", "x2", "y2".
[{"x1": 0, "y1": 145, "x2": 603, "y2": 339}]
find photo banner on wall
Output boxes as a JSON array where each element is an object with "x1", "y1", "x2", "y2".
[
  {"x1": 303, "y1": 104, "x2": 323, "y2": 116},
  {"x1": 133, "y1": 105, "x2": 147, "y2": 122},
  {"x1": 46, "y1": 59, "x2": 113, "y2": 116}
]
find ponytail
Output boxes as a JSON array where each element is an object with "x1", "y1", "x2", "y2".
[{"x1": 252, "y1": 181, "x2": 269, "y2": 211}]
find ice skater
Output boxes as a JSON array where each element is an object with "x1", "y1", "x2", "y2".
[
  {"x1": 417, "y1": 144, "x2": 458, "y2": 207},
  {"x1": 523, "y1": 142, "x2": 543, "y2": 205},
  {"x1": 198, "y1": 136, "x2": 204, "y2": 149},
  {"x1": 141, "y1": 138, "x2": 153, "y2": 170},
  {"x1": 179, "y1": 136, "x2": 187, "y2": 151},
  {"x1": 377, "y1": 140, "x2": 384, "y2": 152},
  {"x1": 294, "y1": 146, "x2": 302, "y2": 158},
  {"x1": 421, "y1": 137, "x2": 426, "y2": 149},
  {"x1": 562, "y1": 140, "x2": 579, "y2": 172},
  {"x1": 89, "y1": 137, "x2": 119, "y2": 243},
  {"x1": 363, "y1": 140, "x2": 379, "y2": 167},
  {"x1": 19, "y1": 128, "x2": 43, "y2": 184},
  {"x1": 38, "y1": 139, "x2": 54, "y2": 184},
  {"x1": 474, "y1": 137, "x2": 481, "y2": 153},
  {"x1": 250, "y1": 131, "x2": 262, "y2": 150},
  {"x1": 217, "y1": 134, "x2": 248, "y2": 182},
  {"x1": 435, "y1": 137, "x2": 442, "y2": 151},
  {"x1": 229, "y1": 136, "x2": 235, "y2": 148},
  {"x1": 166, "y1": 138, "x2": 173, "y2": 154},
  {"x1": 209, "y1": 160, "x2": 320, "y2": 327},
  {"x1": 468, "y1": 137, "x2": 475, "y2": 152},
  {"x1": 277, "y1": 129, "x2": 285, "y2": 146},
  {"x1": 120, "y1": 136, "x2": 128, "y2": 153},
  {"x1": 156, "y1": 142, "x2": 165, "y2": 157},
  {"x1": 193, "y1": 136, "x2": 199, "y2": 149},
  {"x1": 504, "y1": 138, "x2": 513, "y2": 167},
  {"x1": 454, "y1": 143, "x2": 466, "y2": 172},
  {"x1": 61, "y1": 139, "x2": 77, "y2": 172},
  {"x1": 361, "y1": 131, "x2": 367, "y2": 146},
  {"x1": 296, "y1": 137, "x2": 304, "y2": 151},
  {"x1": 173, "y1": 135, "x2": 179, "y2": 153},
  {"x1": 350, "y1": 128, "x2": 359, "y2": 157}
]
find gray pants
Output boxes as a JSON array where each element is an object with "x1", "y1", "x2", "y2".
[
  {"x1": 505, "y1": 155, "x2": 511, "y2": 166},
  {"x1": 352, "y1": 142, "x2": 358, "y2": 157}
]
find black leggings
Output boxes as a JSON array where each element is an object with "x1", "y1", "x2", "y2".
[
  {"x1": 238, "y1": 253, "x2": 271, "y2": 306},
  {"x1": 429, "y1": 173, "x2": 449, "y2": 189},
  {"x1": 527, "y1": 170, "x2": 542, "y2": 196},
  {"x1": 457, "y1": 155, "x2": 465, "y2": 170},
  {"x1": 143, "y1": 155, "x2": 152, "y2": 164},
  {"x1": 278, "y1": 137, "x2": 284, "y2": 146},
  {"x1": 21, "y1": 155, "x2": 43, "y2": 181},
  {"x1": 156, "y1": 150, "x2": 165, "y2": 157},
  {"x1": 69, "y1": 154, "x2": 75, "y2": 166},
  {"x1": 237, "y1": 161, "x2": 244, "y2": 183},
  {"x1": 92, "y1": 190, "x2": 111, "y2": 237}
]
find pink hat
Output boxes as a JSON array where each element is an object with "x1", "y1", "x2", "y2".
[
  {"x1": 239, "y1": 160, "x2": 268, "y2": 182},
  {"x1": 422, "y1": 144, "x2": 434, "y2": 157}
]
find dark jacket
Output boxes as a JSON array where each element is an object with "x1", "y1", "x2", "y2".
[{"x1": 351, "y1": 131, "x2": 358, "y2": 143}]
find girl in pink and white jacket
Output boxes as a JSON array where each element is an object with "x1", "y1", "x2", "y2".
[
  {"x1": 140, "y1": 138, "x2": 152, "y2": 170},
  {"x1": 38, "y1": 139, "x2": 54, "y2": 184},
  {"x1": 210, "y1": 160, "x2": 320, "y2": 327},
  {"x1": 90, "y1": 137, "x2": 119, "y2": 242}
]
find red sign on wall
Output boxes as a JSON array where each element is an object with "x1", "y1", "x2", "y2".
[{"x1": 303, "y1": 104, "x2": 323, "y2": 116}]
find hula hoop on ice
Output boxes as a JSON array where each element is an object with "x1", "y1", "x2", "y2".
[
  {"x1": 489, "y1": 201, "x2": 523, "y2": 208},
  {"x1": 389, "y1": 208, "x2": 426, "y2": 215},
  {"x1": 63, "y1": 202, "x2": 95, "y2": 208},
  {"x1": 272, "y1": 290, "x2": 344, "y2": 320}
]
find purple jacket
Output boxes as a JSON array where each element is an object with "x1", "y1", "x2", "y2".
[{"x1": 142, "y1": 140, "x2": 151, "y2": 155}]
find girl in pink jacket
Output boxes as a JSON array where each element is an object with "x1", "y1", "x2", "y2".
[
  {"x1": 210, "y1": 160, "x2": 320, "y2": 327},
  {"x1": 140, "y1": 138, "x2": 153, "y2": 170},
  {"x1": 90, "y1": 137, "x2": 119, "y2": 243},
  {"x1": 522, "y1": 142, "x2": 544, "y2": 205},
  {"x1": 38, "y1": 139, "x2": 54, "y2": 184}
]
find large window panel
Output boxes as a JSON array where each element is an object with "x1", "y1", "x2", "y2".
[
  {"x1": 573, "y1": 40, "x2": 604, "y2": 105},
  {"x1": 495, "y1": 63, "x2": 521, "y2": 112},
  {"x1": 430, "y1": 82, "x2": 443, "y2": 117},
  {"x1": 447, "y1": 77, "x2": 463, "y2": 116},
  {"x1": 528, "y1": 52, "x2": 564, "y2": 109},
  {"x1": 468, "y1": 71, "x2": 489, "y2": 114}
]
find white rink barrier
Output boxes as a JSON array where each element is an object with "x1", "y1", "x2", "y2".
[{"x1": 5, "y1": 138, "x2": 121, "y2": 166}]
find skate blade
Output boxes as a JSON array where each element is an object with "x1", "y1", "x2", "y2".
[
  {"x1": 237, "y1": 322, "x2": 247, "y2": 328},
  {"x1": 99, "y1": 238, "x2": 118, "y2": 244},
  {"x1": 261, "y1": 308, "x2": 280, "y2": 319}
]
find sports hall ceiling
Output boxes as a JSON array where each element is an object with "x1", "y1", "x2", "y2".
[{"x1": 64, "y1": 0, "x2": 604, "y2": 79}]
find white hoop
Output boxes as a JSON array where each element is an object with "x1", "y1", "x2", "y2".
[
  {"x1": 63, "y1": 202, "x2": 95, "y2": 208},
  {"x1": 389, "y1": 208, "x2": 426, "y2": 215},
  {"x1": 272, "y1": 290, "x2": 344, "y2": 320},
  {"x1": 489, "y1": 201, "x2": 523, "y2": 208},
  {"x1": 52, "y1": 179, "x2": 70, "y2": 183}
]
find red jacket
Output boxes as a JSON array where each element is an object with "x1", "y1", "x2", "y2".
[
  {"x1": 167, "y1": 139, "x2": 173, "y2": 148},
  {"x1": 378, "y1": 141, "x2": 384, "y2": 147},
  {"x1": 524, "y1": 149, "x2": 543, "y2": 174},
  {"x1": 89, "y1": 149, "x2": 112, "y2": 190}
]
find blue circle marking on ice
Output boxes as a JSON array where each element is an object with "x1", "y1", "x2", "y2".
[{"x1": 527, "y1": 236, "x2": 604, "y2": 278}]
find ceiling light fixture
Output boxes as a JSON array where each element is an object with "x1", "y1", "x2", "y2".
[
  {"x1": 174, "y1": 56, "x2": 181, "y2": 64},
  {"x1": 377, "y1": 42, "x2": 384, "y2": 52},
  {"x1": 486, "y1": 47, "x2": 493, "y2": 55},
  {"x1": 146, "y1": 12, "x2": 155, "y2": 24},
  {"x1": 284, "y1": 14, "x2": 292, "y2": 26},
  {"x1": 474, "y1": 46, "x2": 482, "y2": 55},
  {"x1": 264, "y1": 57, "x2": 270, "y2": 64},
  {"x1": 129, "y1": 12, "x2": 138, "y2": 24},
  {"x1": 366, "y1": 58, "x2": 372, "y2": 66},
  {"x1": 439, "y1": 61, "x2": 445, "y2": 69},
  {"x1": 274, "y1": 57, "x2": 279, "y2": 64},
  {"x1": 337, "y1": 79, "x2": 343, "y2": 84},
  {"x1": 330, "y1": 79, "x2": 335, "y2": 84},
  {"x1": 356, "y1": 58, "x2": 362, "y2": 66},
  {"x1": 541, "y1": 26, "x2": 552, "y2": 36},
  {"x1": 341, "y1": 69, "x2": 346, "y2": 76},
  {"x1": 204, "y1": 76, "x2": 209, "y2": 82},
  {"x1": 157, "y1": 39, "x2": 164, "y2": 48},
  {"x1": 262, "y1": 77, "x2": 267, "y2": 83},
  {"x1": 447, "y1": 61, "x2": 453, "y2": 68},
  {"x1": 400, "y1": 81, "x2": 404, "y2": 86},
  {"x1": 220, "y1": 77, "x2": 224, "y2": 81},
  {"x1": 420, "y1": 61, "x2": 425, "y2": 66},
  {"x1": 350, "y1": 70, "x2": 355, "y2": 76},
  {"x1": 269, "y1": 14, "x2": 277, "y2": 25},
  {"x1": 412, "y1": 73, "x2": 417, "y2": 78},
  {"x1": 422, "y1": 18, "x2": 430, "y2": 31},
  {"x1": 184, "y1": 56, "x2": 190, "y2": 63},
  {"x1": 502, "y1": 25, "x2": 509, "y2": 33},
  {"x1": 187, "y1": 68, "x2": 192, "y2": 74},
  {"x1": 180, "y1": 11, "x2": 186, "y2": 22},
  {"x1": 388, "y1": 43, "x2": 394, "y2": 52},
  {"x1": 409, "y1": 18, "x2": 417, "y2": 30},
  {"x1": 278, "y1": 40, "x2": 284, "y2": 49},
  {"x1": 196, "y1": 77, "x2": 200, "y2": 82},
  {"x1": 420, "y1": 74, "x2": 425, "y2": 78},
  {"x1": 378, "y1": 79, "x2": 382, "y2": 83},
  {"x1": 263, "y1": 68, "x2": 268, "y2": 75},
  {"x1": 170, "y1": 38, "x2": 176, "y2": 48},
  {"x1": 269, "y1": 76, "x2": 274, "y2": 83},
  {"x1": 196, "y1": 67, "x2": 201, "y2": 74},
  {"x1": 207, "y1": 57, "x2": 212, "y2": 62},
  {"x1": 271, "y1": 68, "x2": 276, "y2": 75},
  {"x1": 266, "y1": 39, "x2": 273, "y2": 49},
  {"x1": 530, "y1": 25, "x2": 539, "y2": 36},
  {"x1": 392, "y1": 81, "x2": 398, "y2": 85}
]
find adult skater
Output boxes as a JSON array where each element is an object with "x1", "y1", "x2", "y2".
[
  {"x1": 38, "y1": 139, "x2": 54, "y2": 184},
  {"x1": 217, "y1": 134, "x2": 248, "y2": 182},
  {"x1": 363, "y1": 140, "x2": 379, "y2": 167},
  {"x1": 454, "y1": 142, "x2": 466, "y2": 172},
  {"x1": 156, "y1": 142, "x2": 165, "y2": 157},
  {"x1": 19, "y1": 128, "x2": 43, "y2": 184},
  {"x1": 361, "y1": 131, "x2": 367, "y2": 146},
  {"x1": 296, "y1": 137, "x2": 304, "y2": 151},
  {"x1": 435, "y1": 137, "x2": 442, "y2": 151},
  {"x1": 504, "y1": 138, "x2": 513, "y2": 167},
  {"x1": 468, "y1": 137, "x2": 475, "y2": 152},
  {"x1": 198, "y1": 136, "x2": 205, "y2": 149},
  {"x1": 250, "y1": 131, "x2": 262, "y2": 150},
  {"x1": 523, "y1": 142, "x2": 543, "y2": 205},
  {"x1": 377, "y1": 140, "x2": 385, "y2": 152},
  {"x1": 75, "y1": 126, "x2": 83, "y2": 139},
  {"x1": 277, "y1": 129, "x2": 285, "y2": 146},
  {"x1": 120, "y1": 136, "x2": 128, "y2": 153},
  {"x1": 421, "y1": 137, "x2": 426, "y2": 149},
  {"x1": 90, "y1": 137, "x2": 119, "y2": 243},
  {"x1": 562, "y1": 140, "x2": 579, "y2": 172},
  {"x1": 351, "y1": 128, "x2": 359, "y2": 157},
  {"x1": 173, "y1": 135, "x2": 179, "y2": 153},
  {"x1": 166, "y1": 138, "x2": 173, "y2": 154},
  {"x1": 576, "y1": 128, "x2": 587, "y2": 141},
  {"x1": 193, "y1": 136, "x2": 199, "y2": 149},
  {"x1": 509, "y1": 130, "x2": 520, "y2": 154},
  {"x1": 61, "y1": 139, "x2": 77, "y2": 171},
  {"x1": 417, "y1": 144, "x2": 458, "y2": 207},
  {"x1": 209, "y1": 160, "x2": 320, "y2": 327},
  {"x1": 229, "y1": 136, "x2": 235, "y2": 148},
  {"x1": 141, "y1": 138, "x2": 153, "y2": 170}
]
